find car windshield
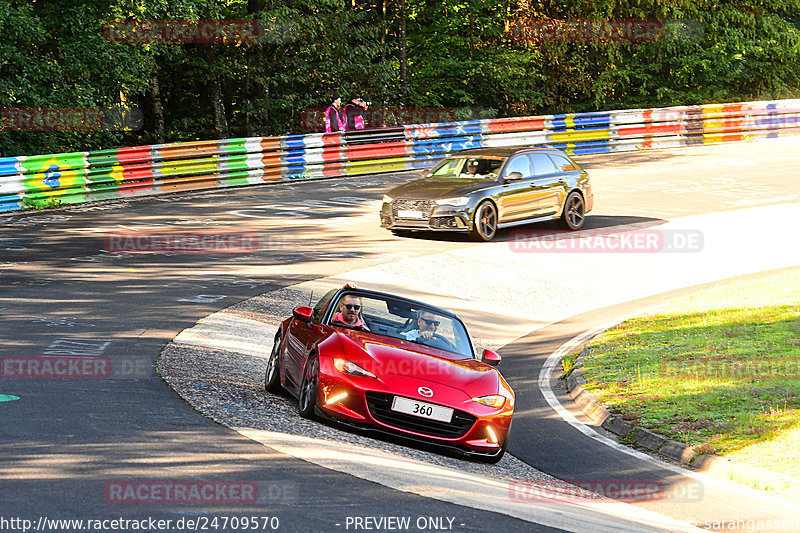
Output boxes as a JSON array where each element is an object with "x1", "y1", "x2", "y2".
[
  {"x1": 429, "y1": 157, "x2": 505, "y2": 180},
  {"x1": 324, "y1": 291, "x2": 475, "y2": 359}
]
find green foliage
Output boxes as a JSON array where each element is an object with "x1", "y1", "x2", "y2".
[{"x1": 1, "y1": 0, "x2": 800, "y2": 156}]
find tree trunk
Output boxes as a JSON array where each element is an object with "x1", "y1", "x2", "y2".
[
  {"x1": 211, "y1": 76, "x2": 230, "y2": 139},
  {"x1": 399, "y1": 0, "x2": 408, "y2": 105},
  {"x1": 208, "y1": 47, "x2": 230, "y2": 139},
  {"x1": 151, "y1": 73, "x2": 165, "y2": 143},
  {"x1": 245, "y1": 51, "x2": 254, "y2": 136},
  {"x1": 247, "y1": 0, "x2": 266, "y2": 136}
]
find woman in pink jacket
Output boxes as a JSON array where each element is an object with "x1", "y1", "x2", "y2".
[{"x1": 324, "y1": 96, "x2": 345, "y2": 133}]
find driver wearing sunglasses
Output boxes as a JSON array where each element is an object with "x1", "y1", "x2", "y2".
[
  {"x1": 401, "y1": 310, "x2": 440, "y2": 342},
  {"x1": 331, "y1": 293, "x2": 370, "y2": 331}
]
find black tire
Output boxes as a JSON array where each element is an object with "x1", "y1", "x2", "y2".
[
  {"x1": 477, "y1": 421, "x2": 512, "y2": 464},
  {"x1": 264, "y1": 333, "x2": 284, "y2": 393},
  {"x1": 298, "y1": 357, "x2": 319, "y2": 419},
  {"x1": 472, "y1": 201, "x2": 498, "y2": 241},
  {"x1": 559, "y1": 191, "x2": 586, "y2": 230}
]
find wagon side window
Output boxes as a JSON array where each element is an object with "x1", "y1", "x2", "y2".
[
  {"x1": 530, "y1": 153, "x2": 558, "y2": 176},
  {"x1": 548, "y1": 153, "x2": 578, "y2": 172},
  {"x1": 502, "y1": 155, "x2": 532, "y2": 179}
]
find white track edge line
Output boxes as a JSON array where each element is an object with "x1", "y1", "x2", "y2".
[{"x1": 538, "y1": 322, "x2": 800, "y2": 512}]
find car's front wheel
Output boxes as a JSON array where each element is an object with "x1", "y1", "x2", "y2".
[
  {"x1": 472, "y1": 201, "x2": 498, "y2": 241},
  {"x1": 560, "y1": 191, "x2": 586, "y2": 230},
  {"x1": 264, "y1": 333, "x2": 284, "y2": 393},
  {"x1": 298, "y1": 357, "x2": 319, "y2": 419}
]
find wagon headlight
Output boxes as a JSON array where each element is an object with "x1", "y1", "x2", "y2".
[
  {"x1": 471, "y1": 395, "x2": 506, "y2": 408},
  {"x1": 435, "y1": 197, "x2": 469, "y2": 206},
  {"x1": 333, "y1": 358, "x2": 376, "y2": 379},
  {"x1": 382, "y1": 195, "x2": 393, "y2": 204}
]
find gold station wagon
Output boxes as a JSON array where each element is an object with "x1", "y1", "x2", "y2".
[{"x1": 380, "y1": 147, "x2": 593, "y2": 241}]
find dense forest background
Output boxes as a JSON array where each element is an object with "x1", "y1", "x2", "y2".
[{"x1": 1, "y1": 0, "x2": 799, "y2": 156}]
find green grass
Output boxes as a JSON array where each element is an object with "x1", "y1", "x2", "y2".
[
  {"x1": 577, "y1": 269, "x2": 800, "y2": 477},
  {"x1": 561, "y1": 347, "x2": 581, "y2": 378}
]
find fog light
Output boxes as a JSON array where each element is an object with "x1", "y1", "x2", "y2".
[
  {"x1": 486, "y1": 426, "x2": 498, "y2": 444},
  {"x1": 325, "y1": 392, "x2": 348, "y2": 405},
  {"x1": 433, "y1": 216, "x2": 458, "y2": 228}
]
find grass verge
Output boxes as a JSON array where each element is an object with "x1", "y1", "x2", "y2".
[{"x1": 577, "y1": 268, "x2": 800, "y2": 478}]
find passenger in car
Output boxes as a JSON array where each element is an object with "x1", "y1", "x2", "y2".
[{"x1": 331, "y1": 287, "x2": 370, "y2": 330}]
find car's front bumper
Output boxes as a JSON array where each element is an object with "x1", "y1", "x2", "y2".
[
  {"x1": 380, "y1": 201, "x2": 474, "y2": 232},
  {"x1": 315, "y1": 357, "x2": 512, "y2": 454}
]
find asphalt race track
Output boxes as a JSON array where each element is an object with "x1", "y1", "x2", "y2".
[{"x1": 2, "y1": 137, "x2": 800, "y2": 533}]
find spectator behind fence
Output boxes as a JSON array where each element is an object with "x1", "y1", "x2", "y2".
[
  {"x1": 324, "y1": 96, "x2": 345, "y2": 133},
  {"x1": 343, "y1": 95, "x2": 369, "y2": 131}
]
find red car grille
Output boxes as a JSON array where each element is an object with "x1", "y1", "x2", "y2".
[{"x1": 365, "y1": 392, "x2": 476, "y2": 439}]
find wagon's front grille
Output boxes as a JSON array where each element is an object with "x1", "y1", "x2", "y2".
[
  {"x1": 365, "y1": 392, "x2": 476, "y2": 439},
  {"x1": 391, "y1": 199, "x2": 435, "y2": 220}
]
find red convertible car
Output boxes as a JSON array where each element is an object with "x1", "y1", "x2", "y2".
[{"x1": 264, "y1": 287, "x2": 515, "y2": 462}]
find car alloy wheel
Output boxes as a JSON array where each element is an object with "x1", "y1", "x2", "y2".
[
  {"x1": 298, "y1": 358, "x2": 318, "y2": 419},
  {"x1": 472, "y1": 201, "x2": 497, "y2": 241},
  {"x1": 560, "y1": 192, "x2": 585, "y2": 230},
  {"x1": 264, "y1": 334, "x2": 283, "y2": 393}
]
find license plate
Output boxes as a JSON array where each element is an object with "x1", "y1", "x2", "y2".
[
  {"x1": 397, "y1": 209, "x2": 424, "y2": 219},
  {"x1": 391, "y1": 396, "x2": 453, "y2": 423}
]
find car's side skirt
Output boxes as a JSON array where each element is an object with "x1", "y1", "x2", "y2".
[{"x1": 496, "y1": 212, "x2": 559, "y2": 230}]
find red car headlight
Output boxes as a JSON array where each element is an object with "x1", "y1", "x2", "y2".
[
  {"x1": 471, "y1": 395, "x2": 506, "y2": 408},
  {"x1": 333, "y1": 358, "x2": 376, "y2": 379}
]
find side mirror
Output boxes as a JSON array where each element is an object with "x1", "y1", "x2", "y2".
[
  {"x1": 502, "y1": 171, "x2": 523, "y2": 183},
  {"x1": 482, "y1": 349, "x2": 501, "y2": 366},
  {"x1": 292, "y1": 306, "x2": 313, "y2": 323}
]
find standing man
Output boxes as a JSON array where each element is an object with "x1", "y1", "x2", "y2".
[
  {"x1": 343, "y1": 95, "x2": 369, "y2": 131},
  {"x1": 325, "y1": 96, "x2": 344, "y2": 133}
]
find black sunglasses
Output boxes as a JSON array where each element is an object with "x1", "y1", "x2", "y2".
[
  {"x1": 344, "y1": 304, "x2": 361, "y2": 311},
  {"x1": 420, "y1": 318, "x2": 440, "y2": 327}
]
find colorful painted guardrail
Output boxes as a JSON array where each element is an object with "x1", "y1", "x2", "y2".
[{"x1": 2, "y1": 98, "x2": 799, "y2": 212}]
